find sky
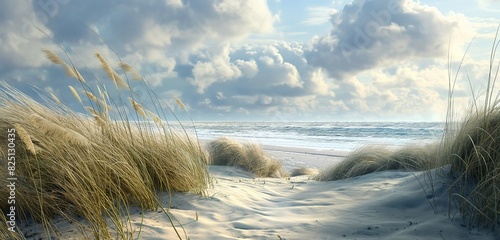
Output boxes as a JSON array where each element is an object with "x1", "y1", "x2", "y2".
[{"x1": 1, "y1": 0, "x2": 500, "y2": 122}]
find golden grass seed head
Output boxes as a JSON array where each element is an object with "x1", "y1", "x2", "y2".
[
  {"x1": 30, "y1": 114, "x2": 91, "y2": 147},
  {"x1": 83, "y1": 90, "x2": 99, "y2": 103},
  {"x1": 63, "y1": 63, "x2": 78, "y2": 80},
  {"x1": 93, "y1": 114, "x2": 107, "y2": 128},
  {"x1": 49, "y1": 93, "x2": 62, "y2": 105},
  {"x1": 120, "y1": 63, "x2": 144, "y2": 81},
  {"x1": 129, "y1": 97, "x2": 147, "y2": 119},
  {"x1": 175, "y1": 97, "x2": 187, "y2": 111},
  {"x1": 112, "y1": 72, "x2": 129, "y2": 89},
  {"x1": 14, "y1": 124, "x2": 37, "y2": 155},
  {"x1": 146, "y1": 110, "x2": 164, "y2": 127},
  {"x1": 68, "y1": 86, "x2": 82, "y2": 104},
  {"x1": 70, "y1": 66, "x2": 86, "y2": 83},
  {"x1": 42, "y1": 49, "x2": 64, "y2": 65},
  {"x1": 95, "y1": 52, "x2": 129, "y2": 89}
]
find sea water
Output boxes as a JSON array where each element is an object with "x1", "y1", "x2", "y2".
[{"x1": 191, "y1": 121, "x2": 444, "y2": 152}]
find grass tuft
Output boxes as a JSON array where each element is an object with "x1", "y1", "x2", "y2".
[
  {"x1": 315, "y1": 28, "x2": 500, "y2": 229},
  {"x1": 290, "y1": 167, "x2": 318, "y2": 177},
  {"x1": 314, "y1": 145, "x2": 437, "y2": 181},
  {"x1": 206, "y1": 137, "x2": 287, "y2": 178},
  {"x1": 439, "y1": 109, "x2": 500, "y2": 227},
  {"x1": 0, "y1": 46, "x2": 210, "y2": 239}
]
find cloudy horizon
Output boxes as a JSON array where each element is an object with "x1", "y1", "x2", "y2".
[{"x1": 1, "y1": 0, "x2": 500, "y2": 122}]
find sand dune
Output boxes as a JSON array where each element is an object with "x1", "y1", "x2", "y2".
[{"x1": 22, "y1": 146, "x2": 498, "y2": 240}]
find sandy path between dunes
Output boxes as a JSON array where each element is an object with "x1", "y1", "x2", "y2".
[
  {"x1": 22, "y1": 146, "x2": 499, "y2": 240},
  {"x1": 147, "y1": 166, "x2": 497, "y2": 240}
]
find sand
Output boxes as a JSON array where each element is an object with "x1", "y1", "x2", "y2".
[
  {"x1": 262, "y1": 144, "x2": 349, "y2": 171},
  {"x1": 21, "y1": 145, "x2": 499, "y2": 240}
]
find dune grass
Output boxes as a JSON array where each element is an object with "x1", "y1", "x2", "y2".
[
  {"x1": 314, "y1": 144, "x2": 438, "y2": 181},
  {"x1": 206, "y1": 137, "x2": 287, "y2": 178},
  {"x1": 439, "y1": 108, "x2": 500, "y2": 228},
  {"x1": 315, "y1": 105, "x2": 500, "y2": 230},
  {"x1": 290, "y1": 167, "x2": 318, "y2": 177},
  {"x1": 0, "y1": 49, "x2": 210, "y2": 239},
  {"x1": 315, "y1": 31, "x2": 500, "y2": 229}
]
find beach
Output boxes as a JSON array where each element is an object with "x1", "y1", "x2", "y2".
[
  {"x1": 3, "y1": 1, "x2": 500, "y2": 239},
  {"x1": 21, "y1": 144, "x2": 499, "y2": 240}
]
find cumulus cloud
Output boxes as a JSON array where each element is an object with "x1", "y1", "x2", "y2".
[
  {"x1": 182, "y1": 42, "x2": 336, "y2": 114},
  {"x1": 304, "y1": 0, "x2": 475, "y2": 79},
  {"x1": 34, "y1": 0, "x2": 276, "y2": 53},
  {"x1": 189, "y1": 44, "x2": 243, "y2": 93},
  {"x1": 0, "y1": 0, "x2": 282, "y2": 118},
  {"x1": 0, "y1": 0, "x2": 495, "y2": 121},
  {"x1": 0, "y1": 0, "x2": 276, "y2": 79},
  {"x1": 0, "y1": 1, "x2": 59, "y2": 70},
  {"x1": 317, "y1": 58, "x2": 497, "y2": 121}
]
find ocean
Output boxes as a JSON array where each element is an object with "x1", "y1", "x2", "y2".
[{"x1": 191, "y1": 121, "x2": 445, "y2": 152}]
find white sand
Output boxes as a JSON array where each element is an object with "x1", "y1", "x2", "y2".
[
  {"x1": 262, "y1": 144, "x2": 349, "y2": 171},
  {"x1": 22, "y1": 146, "x2": 499, "y2": 239}
]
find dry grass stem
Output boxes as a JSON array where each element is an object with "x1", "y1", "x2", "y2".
[
  {"x1": 30, "y1": 114, "x2": 91, "y2": 147},
  {"x1": 93, "y1": 114, "x2": 108, "y2": 128},
  {"x1": 83, "y1": 90, "x2": 98, "y2": 103},
  {"x1": 95, "y1": 52, "x2": 129, "y2": 89},
  {"x1": 42, "y1": 49, "x2": 64, "y2": 65},
  {"x1": 62, "y1": 63, "x2": 78, "y2": 80},
  {"x1": 175, "y1": 97, "x2": 187, "y2": 111},
  {"x1": 71, "y1": 66, "x2": 85, "y2": 83},
  {"x1": 68, "y1": 85, "x2": 82, "y2": 104},
  {"x1": 1, "y1": 44, "x2": 212, "y2": 239},
  {"x1": 147, "y1": 110, "x2": 164, "y2": 127},
  {"x1": 120, "y1": 63, "x2": 143, "y2": 81},
  {"x1": 14, "y1": 124, "x2": 37, "y2": 155},
  {"x1": 42, "y1": 49, "x2": 85, "y2": 83},
  {"x1": 129, "y1": 97, "x2": 147, "y2": 119},
  {"x1": 49, "y1": 93, "x2": 62, "y2": 105},
  {"x1": 0, "y1": 79, "x2": 210, "y2": 239}
]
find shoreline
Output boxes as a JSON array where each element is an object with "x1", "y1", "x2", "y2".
[{"x1": 262, "y1": 144, "x2": 349, "y2": 171}]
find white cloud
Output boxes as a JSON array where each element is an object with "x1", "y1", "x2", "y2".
[
  {"x1": 0, "y1": 1, "x2": 59, "y2": 70},
  {"x1": 305, "y1": 0, "x2": 476, "y2": 79},
  {"x1": 191, "y1": 57, "x2": 242, "y2": 93},
  {"x1": 315, "y1": 56, "x2": 498, "y2": 121},
  {"x1": 235, "y1": 59, "x2": 259, "y2": 78},
  {"x1": 0, "y1": 0, "x2": 497, "y2": 121},
  {"x1": 302, "y1": 7, "x2": 338, "y2": 26},
  {"x1": 478, "y1": 0, "x2": 500, "y2": 6},
  {"x1": 169, "y1": 42, "x2": 338, "y2": 118},
  {"x1": 0, "y1": 0, "x2": 276, "y2": 79}
]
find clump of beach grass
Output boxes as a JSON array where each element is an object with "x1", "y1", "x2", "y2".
[
  {"x1": 439, "y1": 108, "x2": 500, "y2": 228},
  {"x1": 206, "y1": 137, "x2": 287, "y2": 178},
  {"x1": 314, "y1": 144, "x2": 438, "y2": 181},
  {"x1": 436, "y1": 29, "x2": 500, "y2": 228},
  {"x1": 315, "y1": 29, "x2": 500, "y2": 229},
  {"x1": 0, "y1": 48, "x2": 210, "y2": 239},
  {"x1": 290, "y1": 167, "x2": 318, "y2": 177}
]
